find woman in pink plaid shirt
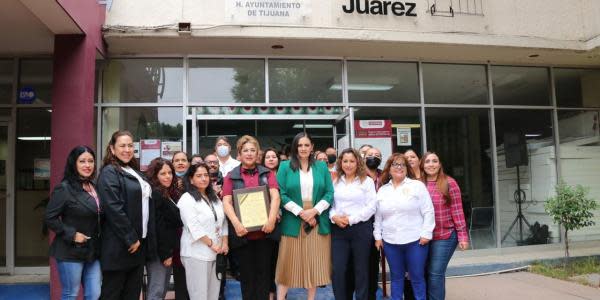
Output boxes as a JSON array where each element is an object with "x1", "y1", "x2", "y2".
[{"x1": 421, "y1": 152, "x2": 469, "y2": 300}]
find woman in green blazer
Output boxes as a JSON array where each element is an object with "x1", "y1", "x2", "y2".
[{"x1": 275, "y1": 132, "x2": 334, "y2": 300}]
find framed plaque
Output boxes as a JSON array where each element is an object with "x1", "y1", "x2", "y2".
[{"x1": 232, "y1": 185, "x2": 271, "y2": 232}]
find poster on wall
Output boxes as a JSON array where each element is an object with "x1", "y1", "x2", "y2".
[
  {"x1": 34, "y1": 159, "x2": 50, "y2": 180},
  {"x1": 161, "y1": 141, "x2": 182, "y2": 160},
  {"x1": 140, "y1": 139, "x2": 161, "y2": 171},
  {"x1": 353, "y1": 120, "x2": 393, "y2": 164},
  {"x1": 396, "y1": 127, "x2": 412, "y2": 146}
]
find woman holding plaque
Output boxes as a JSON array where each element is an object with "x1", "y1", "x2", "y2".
[
  {"x1": 178, "y1": 163, "x2": 229, "y2": 300},
  {"x1": 222, "y1": 135, "x2": 281, "y2": 300},
  {"x1": 276, "y1": 132, "x2": 334, "y2": 300}
]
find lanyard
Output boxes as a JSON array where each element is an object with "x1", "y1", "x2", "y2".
[{"x1": 201, "y1": 194, "x2": 221, "y2": 240}]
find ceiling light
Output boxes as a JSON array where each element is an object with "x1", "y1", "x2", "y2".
[
  {"x1": 18, "y1": 136, "x2": 51, "y2": 141},
  {"x1": 329, "y1": 83, "x2": 394, "y2": 91},
  {"x1": 525, "y1": 133, "x2": 542, "y2": 138},
  {"x1": 292, "y1": 124, "x2": 333, "y2": 129}
]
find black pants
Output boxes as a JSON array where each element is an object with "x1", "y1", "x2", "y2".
[
  {"x1": 173, "y1": 264, "x2": 190, "y2": 300},
  {"x1": 331, "y1": 221, "x2": 373, "y2": 300},
  {"x1": 367, "y1": 243, "x2": 380, "y2": 300},
  {"x1": 237, "y1": 238, "x2": 275, "y2": 300},
  {"x1": 101, "y1": 264, "x2": 144, "y2": 300}
]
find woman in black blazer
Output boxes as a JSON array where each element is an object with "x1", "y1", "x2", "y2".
[
  {"x1": 46, "y1": 145, "x2": 103, "y2": 300},
  {"x1": 97, "y1": 130, "x2": 156, "y2": 300},
  {"x1": 145, "y1": 158, "x2": 184, "y2": 300}
]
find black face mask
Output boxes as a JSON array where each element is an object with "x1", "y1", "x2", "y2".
[
  {"x1": 365, "y1": 157, "x2": 381, "y2": 169},
  {"x1": 327, "y1": 154, "x2": 337, "y2": 164}
]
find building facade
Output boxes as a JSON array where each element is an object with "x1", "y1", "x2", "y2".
[{"x1": 1, "y1": 0, "x2": 599, "y2": 298}]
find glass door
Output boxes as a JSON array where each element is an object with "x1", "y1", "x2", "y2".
[
  {"x1": 0, "y1": 121, "x2": 13, "y2": 272},
  {"x1": 334, "y1": 108, "x2": 352, "y2": 153}
]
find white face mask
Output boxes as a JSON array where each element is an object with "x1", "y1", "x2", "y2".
[{"x1": 217, "y1": 145, "x2": 230, "y2": 157}]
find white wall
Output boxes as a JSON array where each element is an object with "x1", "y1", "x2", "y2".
[{"x1": 104, "y1": 0, "x2": 600, "y2": 51}]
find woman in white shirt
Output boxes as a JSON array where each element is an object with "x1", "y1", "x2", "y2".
[
  {"x1": 177, "y1": 163, "x2": 229, "y2": 300},
  {"x1": 330, "y1": 148, "x2": 377, "y2": 300},
  {"x1": 373, "y1": 153, "x2": 434, "y2": 300}
]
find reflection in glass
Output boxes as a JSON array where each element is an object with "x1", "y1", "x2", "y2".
[
  {"x1": 426, "y1": 108, "x2": 494, "y2": 249},
  {"x1": 101, "y1": 107, "x2": 183, "y2": 164},
  {"x1": 353, "y1": 107, "x2": 421, "y2": 163},
  {"x1": 197, "y1": 120, "x2": 255, "y2": 158},
  {"x1": 555, "y1": 68, "x2": 600, "y2": 108},
  {"x1": 423, "y1": 63, "x2": 488, "y2": 104},
  {"x1": 102, "y1": 59, "x2": 183, "y2": 103},
  {"x1": 347, "y1": 61, "x2": 419, "y2": 103},
  {"x1": 18, "y1": 60, "x2": 53, "y2": 104},
  {"x1": 557, "y1": 110, "x2": 600, "y2": 241},
  {"x1": 494, "y1": 109, "x2": 557, "y2": 247},
  {"x1": 269, "y1": 60, "x2": 342, "y2": 103},
  {"x1": 189, "y1": 59, "x2": 265, "y2": 103},
  {"x1": 492, "y1": 66, "x2": 550, "y2": 106},
  {"x1": 16, "y1": 109, "x2": 51, "y2": 266},
  {"x1": 0, "y1": 60, "x2": 12, "y2": 104}
]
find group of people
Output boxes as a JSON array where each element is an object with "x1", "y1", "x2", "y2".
[{"x1": 45, "y1": 129, "x2": 469, "y2": 300}]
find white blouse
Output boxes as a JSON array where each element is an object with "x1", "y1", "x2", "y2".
[
  {"x1": 283, "y1": 168, "x2": 330, "y2": 215},
  {"x1": 373, "y1": 177, "x2": 435, "y2": 245},
  {"x1": 177, "y1": 192, "x2": 228, "y2": 261},
  {"x1": 330, "y1": 176, "x2": 377, "y2": 225},
  {"x1": 122, "y1": 166, "x2": 151, "y2": 238}
]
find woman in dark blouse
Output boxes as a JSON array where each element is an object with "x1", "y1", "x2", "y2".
[
  {"x1": 46, "y1": 145, "x2": 103, "y2": 300},
  {"x1": 145, "y1": 158, "x2": 184, "y2": 300}
]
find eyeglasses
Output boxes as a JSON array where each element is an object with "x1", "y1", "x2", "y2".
[
  {"x1": 205, "y1": 160, "x2": 219, "y2": 165},
  {"x1": 391, "y1": 162, "x2": 406, "y2": 169}
]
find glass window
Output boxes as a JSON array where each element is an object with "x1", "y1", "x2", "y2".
[
  {"x1": 18, "y1": 59, "x2": 53, "y2": 104},
  {"x1": 0, "y1": 60, "x2": 12, "y2": 104},
  {"x1": 423, "y1": 63, "x2": 488, "y2": 104},
  {"x1": 269, "y1": 60, "x2": 342, "y2": 103},
  {"x1": 426, "y1": 108, "x2": 494, "y2": 249},
  {"x1": 555, "y1": 68, "x2": 600, "y2": 108},
  {"x1": 557, "y1": 110, "x2": 600, "y2": 241},
  {"x1": 101, "y1": 107, "x2": 183, "y2": 170},
  {"x1": 16, "y1": 108, "x2": 51, "y2": 266},
  {"x1": 102, "y1": 59, "x2": 183, "y2": 103},
  {"x1": 494, "y1": 109, "x2": 558, "y2": 247},
  {"x1": 492, "y1": 66, "x2": 551, "y2": 106},
  {"x1": 189, "y1": 59, "x2": 265, "y2": 103},
  {"x1": 353, "y1": 107, "x2": 422, "y2": 163},
  {"x1": 347, "y1": 61, "x2": 419, "y2": 103}
]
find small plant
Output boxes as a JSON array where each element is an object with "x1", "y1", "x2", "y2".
[{"x1": 545, "y1": 182, "x2": 597, "y2": 263}]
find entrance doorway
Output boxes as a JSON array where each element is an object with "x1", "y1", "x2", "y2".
[
  {"x1": 0, "y1": 120, "x2": 14, "y2": 274},
  {"x1": 189, "y1": 107, "x2": 351, "y2": 157}
]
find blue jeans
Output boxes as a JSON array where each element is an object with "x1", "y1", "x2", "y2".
[
  {"x1": 427, "y1": 231, "x2": 458, "y2": 300},
  {"x1": 56, "y1": 259, "x2": 102, "y2": 300},
  {"x1": 383, "y1": 240, "x2": 428, "y2": 300}
]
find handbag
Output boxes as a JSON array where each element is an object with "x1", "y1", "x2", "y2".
[{"x1": 216, "y1": 253, "x2": 227, "y2": 280}]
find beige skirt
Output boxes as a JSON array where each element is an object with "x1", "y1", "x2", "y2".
[{"x1": 275, "y1": 201, "x2": 332, "y2": 288}]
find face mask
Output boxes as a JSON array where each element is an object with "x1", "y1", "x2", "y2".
[
  {"x1": 216, "y1": 145, "x2": 230, "y2": 157},
  {"x1": 365, "y1": 157, "x2": 381, "y2": 169},
  {"x1": 327, "y1": 154, "x2": 337, "y2": 164},
  {"x1": 175, "y1": 171, "x2": 187, "y2": 177}
]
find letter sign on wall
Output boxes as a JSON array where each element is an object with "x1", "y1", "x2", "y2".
[{"x1": 342, "y1": 0, "x2": 417, "y2": 17}]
